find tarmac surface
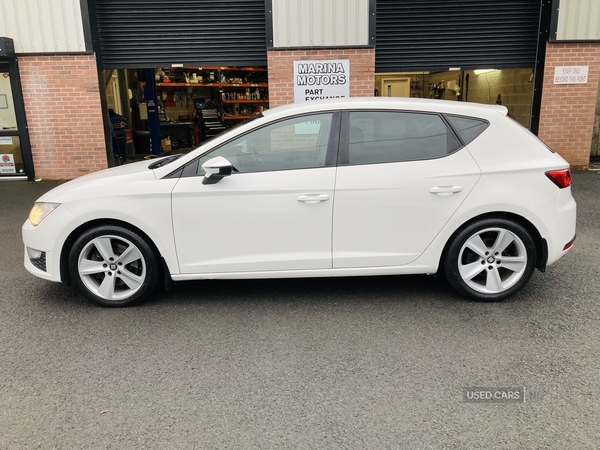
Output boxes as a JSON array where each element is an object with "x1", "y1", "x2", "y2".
[{"x1": 1, "y1": 171, "x2": 599, "y2": 449}]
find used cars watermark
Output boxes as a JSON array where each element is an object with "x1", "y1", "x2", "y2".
[{"x1": 463, "y1": 387, "x2": 544, "y2": 403}]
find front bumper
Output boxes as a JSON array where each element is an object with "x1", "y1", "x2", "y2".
[{"x1": 22, "y1": 204, "x2": 83, "y2": 282}]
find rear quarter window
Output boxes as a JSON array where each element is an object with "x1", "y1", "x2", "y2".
[{"x1": 445, "y1": 115, "x2": 489, "y2": 145}]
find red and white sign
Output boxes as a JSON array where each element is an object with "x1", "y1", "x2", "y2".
[
  {"x1": 0, "y1": 153, "x2": 16, "y2": 174},
  {"x1": 554, "y1": 66, "x2": 589, "y2": 84}
]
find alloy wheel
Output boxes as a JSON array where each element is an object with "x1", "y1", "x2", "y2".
[
  {"x1": 77, "y1": 235, "x2": 147, "y2": 301},
  {"x1": 457, "y1": 227, "x2": 528, "y2": 294}
]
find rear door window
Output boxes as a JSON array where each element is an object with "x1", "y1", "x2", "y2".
[{"x1": 347, "y1": 111, "x2": 461, "y2": 165}]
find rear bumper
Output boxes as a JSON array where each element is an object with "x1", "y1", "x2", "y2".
[{"x1": 528, "y1": 186, "x2": 577, "y2": 266}]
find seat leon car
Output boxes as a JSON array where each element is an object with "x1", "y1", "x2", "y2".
[{"x1": 23, "y1": 98, "x2": 576, "y2": 306}]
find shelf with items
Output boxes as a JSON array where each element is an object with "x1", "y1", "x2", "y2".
[
  {"x1": 221, "y1": 99, "x2": 269, "y2": 104},
  {"x1": 218, "y1": 86, "x2": 268, "y2": 102},
  {"x1": 156, "y1": 65, "x2": 268, "y2": 87},
  {"x1": 427, "y1": 81, "x2": 446, "y2": 99},
  {"x1": 172, "y1": 66, "x2": 267, "y2": 72},
  {"x1": 156, "y1": 82, "x2": 268, "y2": 88},
  {"x1": 155, "y1": 65, "x2": 269, "y2": 136},
  {"x1": 218, "y1": 84, "x2": 269, "y2": 122},
  {"x1": 221, "y1": 105, "x2": 266, "y2": 119},
  {"x1": 222, "y1": 116, "x2": 255, "y2": 120}
]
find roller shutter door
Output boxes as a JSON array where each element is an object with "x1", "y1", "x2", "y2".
[
  {"x1": 90, "y1": 0, "x2": 267, "y2": 69},
  {"x1": 376, "y1": 0, "x2": 541, "y2": 72}
]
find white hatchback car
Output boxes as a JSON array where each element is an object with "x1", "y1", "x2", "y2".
[{"x1": 23, "y1": 98, "x2": 576, "y2": 306}]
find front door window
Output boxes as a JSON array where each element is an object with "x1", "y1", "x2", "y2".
[{"x1": 195, "y1": 113, "x2": 334, "y2": 175}]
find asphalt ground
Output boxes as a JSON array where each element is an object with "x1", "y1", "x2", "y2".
[{"x1": 1, "y1": 171, "x2": 599, "y2": 449}]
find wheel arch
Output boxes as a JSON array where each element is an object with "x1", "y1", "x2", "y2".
[
  {"x1": 440, "y1": 212, "x2": 548, "y2": 273},
  {"x1": 59, "y1": 218, "x2": 174, "y2": 288}
]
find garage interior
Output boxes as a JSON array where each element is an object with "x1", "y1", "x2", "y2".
[
  {"x1": 375, "y1": 69, "x2": 535, "y2": 128},
  {"x1": 91, "y1": 0, "x2": 269, "y2": 161},
  {"x1": 104, "y1": 66, "x2": 270, "y2": 161}
]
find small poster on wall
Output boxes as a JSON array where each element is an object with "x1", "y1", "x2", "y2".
[
  {"x1": 0, "y1": 153, "x2": 16, "y2": 174},
  {"x1": 293, "y1": 59, "x2": 350, "y2": 103}
]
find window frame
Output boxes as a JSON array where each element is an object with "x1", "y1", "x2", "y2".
[
  {"x1": 338, "y1": 109, "x2": 465, "y2": 166},
  {"x1": 177, "y1": 111, "x2": 342, "y2": 178}
]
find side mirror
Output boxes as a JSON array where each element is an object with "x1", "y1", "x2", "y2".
[{"x1": 202, "y1": 156, "x2": 233, "y2": 185}]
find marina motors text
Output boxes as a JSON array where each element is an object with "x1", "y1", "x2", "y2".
[{"x1": 296, "y1": 62, "x2": 347, "y2": 86}]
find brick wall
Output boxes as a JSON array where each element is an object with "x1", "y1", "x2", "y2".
[
  {"x1": 267, "y1": 48, "x2": 375, "y2": 108},
  {"x1": 538, "y1": 43, "x2": 600, "y2": 169},
  {"x1": 19, "y1": 55, "x2": 107, "y2": 180}
]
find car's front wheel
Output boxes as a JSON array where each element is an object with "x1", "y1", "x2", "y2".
[
  {"x1": 443, "y1": 218, "x2": 536, "y2": 301},
  {"x1": 68, "y1": 225, "x2": 159, "y2": 306}
]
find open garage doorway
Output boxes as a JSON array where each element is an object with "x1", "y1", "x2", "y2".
[{"x1": 375, "y1": 68, "x2": 535, "y2": 129}]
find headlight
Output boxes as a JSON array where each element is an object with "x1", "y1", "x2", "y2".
[{"x1": 28, "y1": 202, "x2": 60, "y2": 227}]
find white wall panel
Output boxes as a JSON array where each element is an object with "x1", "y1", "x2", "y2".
[
  {"x1": 556, "y1": 0, "x2": 600, "y2": 41},
  {"x1": 0, "y1": 0, "x2": 87, "y2": 53},
  {"x1": 273, "y1": 0, "x2": 370, "y2": 47}
]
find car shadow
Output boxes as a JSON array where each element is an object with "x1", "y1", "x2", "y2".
[
  {"x1": 31, "y1": 270, "x2": 543, "y2": 311},
  {"x1": 142, "y1": 274, "x2": 465, "y2": 308}
]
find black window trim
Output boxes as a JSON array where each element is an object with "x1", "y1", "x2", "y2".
[
  {"x1": 339, "y1": 108, "x2": 467, "y2": 167},
  {"x1": 165, "y1": 110, "x2": 342, "y2": 179}
]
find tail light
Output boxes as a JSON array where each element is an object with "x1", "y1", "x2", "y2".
[{"x1": 545, "y1": 169, "x2": 571, "y2": 189}]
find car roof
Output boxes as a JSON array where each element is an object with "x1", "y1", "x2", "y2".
[{"x1": 262, "y1": 97, "x2": 508, "y2": 121}]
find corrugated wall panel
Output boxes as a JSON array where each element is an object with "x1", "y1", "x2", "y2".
[
  {"x1": 272, "y1": 0, "x2": 370, "y2": 47},
  {"x1": 556, "y1": 0, "x2": 600, "y2": 41},
  {"x1": 0, "y1": 0, "x2": 87, "y2": 53},
  {"x1": 376, "y1": 0, "x2": 541, "y2": 72},
  {"x1": 91, "y1": 0, "x2": 267, "y2": 68}
]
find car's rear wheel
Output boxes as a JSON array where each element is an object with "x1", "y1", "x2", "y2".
[
  {"x1": 68, "y1": 225, "x2": 159, "y2": 306},
  {"x1": 443, "y1": 218, "x2": 536, "y2": 301}
]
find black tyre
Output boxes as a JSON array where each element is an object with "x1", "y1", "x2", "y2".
[
  {"x1": 442, "y1": 218, "x2": 536, "y2": 301},
  {"x1": 68, "y1": 225, "x2": 159, "y2": 306}
]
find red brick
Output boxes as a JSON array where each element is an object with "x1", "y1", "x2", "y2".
[
  {"x1": 19, "y1": 55, "x2": 107, "y2": 180},
  {"x1": 538, "y1": 42, "x2": 600, "y2": 168}
]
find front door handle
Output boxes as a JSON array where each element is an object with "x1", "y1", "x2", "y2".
[
  {"x1": 429, "y1": 186, "x2": 463, "y2": 196},
  {"x1": 297, "y1": 194, "x2": 331, "y2": 204}
]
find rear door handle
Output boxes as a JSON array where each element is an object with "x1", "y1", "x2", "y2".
[
  {"x1": 429, "y1": 186, "x2": 463, "y2": 196},
  {"x1": 297, "y1": 194, "x2": 331, "y2": 204}
]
